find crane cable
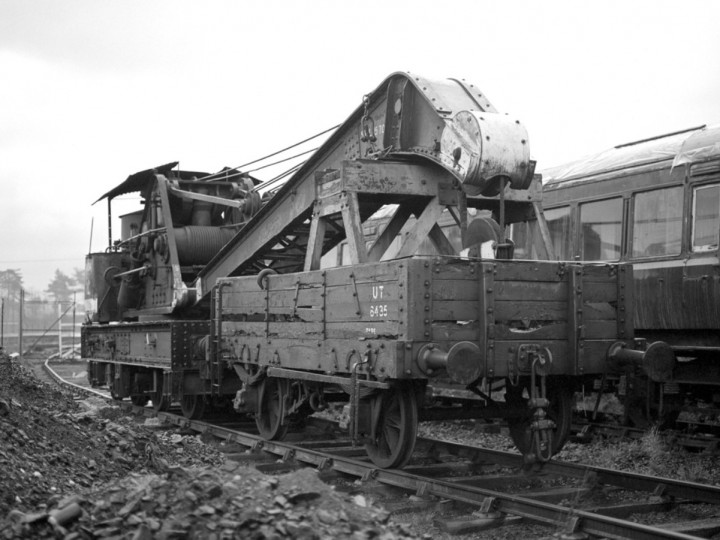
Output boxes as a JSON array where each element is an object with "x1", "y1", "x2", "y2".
[
  {"x1": 257, "y1": 162, "x2": 305, "y2": 192},
  {"x1": 199, "y1": 123, "x2": 340, "y2": 183},
  {"x1": 202, "y1": 153, "x2": 311, "y2": 193},
  {"x1": 245, "y1": 147, "x2": 318, "y2": 174}
]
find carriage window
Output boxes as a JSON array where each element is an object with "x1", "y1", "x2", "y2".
[
  {"x1": 692, "y1": 184, "x2": 720, "y2": 252},
  {"x1": 580, "y1": 198, "x2": 622, "y2": 260},
  {"x1": 632, "y1": 187, "x2": 683, "y2": 257},
  {"x1": 510, "y1": 206, "x2": 571, "y2": 260},
  {"x1": 510, "y1": 206, "x2": 570, "y2": 261},
  {"x1": 546, "y1": 206, "x2": 572, "y2": 260},
  {"x1": 509, "y1": 221, "x2": 534, "y2": 258}
]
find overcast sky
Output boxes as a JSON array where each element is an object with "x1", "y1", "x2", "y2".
[{"x1": 2, "y1": 0, "x2": 720, "y2": 292}]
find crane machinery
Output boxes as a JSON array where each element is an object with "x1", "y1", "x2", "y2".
[{"x1": 82, "y1": 72, "x2": 674, "y2": 468}]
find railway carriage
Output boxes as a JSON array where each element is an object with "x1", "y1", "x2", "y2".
[{"x1": 511, "y1": 124, "x2": 720, "y2": 424}]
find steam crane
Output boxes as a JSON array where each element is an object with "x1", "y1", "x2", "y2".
[{"x1": 83, "y1": 72, "x2": 673, "y2": 468}]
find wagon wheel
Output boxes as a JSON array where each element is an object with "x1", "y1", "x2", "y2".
[
  {"x1": 152, "y1": 371, "x2": 171, "y2": 412},
  {"x1": 365, "y1": 386, "x2": 418, "y2": 469},
  {"x1": 131, "y1": 394, "x2": 149, "y2": 407},
  {"x1": 180, "y1": 393, "x2": 207, "y2": 420},
  {"x1": 87, "y1": 361, "x2": 100, "y2": 387},
  {"x1": 505, "y1": 378, "x2": 573, "y2": 457},
  {"x1": 105, "y1": 365, "x2": 122, "y2": 401},
  {"x1": 256, "y1": 377, "x2": 289, "y2": 440}
]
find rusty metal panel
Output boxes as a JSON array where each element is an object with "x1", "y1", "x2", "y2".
[
  {"x1": 82, "y1": 321, "x2": 209, "y2": 370},
  {"x1": 341, "y1": 160, "x2": 454, "y2": 197},
  {"x1": 84, "y1": 252, "x2": 126, "y2": 323}
]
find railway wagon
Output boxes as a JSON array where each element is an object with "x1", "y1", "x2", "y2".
[
  {"x1": 511, "y1": 124, "x2": 720, "y2": 424},
  {"x1": 82, "y1": 72, "x2": 670, "y2": 468}
]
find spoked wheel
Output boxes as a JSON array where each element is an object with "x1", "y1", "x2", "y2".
[
  {"x1": 106, "y1": 365, "x2": 122, "y2": 400},
  {"x1": 256, "y1": 377, "x2": 289, "y2": 440},
  {"x1": 506, "y1": 378, "x2": 573, "y2": 458},
  {"x1": 365, "y1": 386, "x2": 418, "y2": 469},
  {"x1": 180, "y1": 393, "x2": 207, "y2": 420},
  {"x1": 152, "y1": 371, "x2": 171, "y2": 412},
  {"x1": 131, "y1": 395, "x2": 149, "y2": 407}
]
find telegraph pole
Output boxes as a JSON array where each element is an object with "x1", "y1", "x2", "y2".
[
  {"x1": 58, "y1": 301, "x2": 62, "y2": 356},
  {"x1": 72, "y1": 291, "x2": 77, "y2": 359},
  {"x1": 18, "y1": 289, "x2": 24, "y2": 360}
]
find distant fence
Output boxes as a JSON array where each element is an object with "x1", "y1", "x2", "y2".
[{"x1": 1, "y1": 292, "x2": 85, "y2": 358}]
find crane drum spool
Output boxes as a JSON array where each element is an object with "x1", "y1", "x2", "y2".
[{"x1": 173, "y1": 226, "x2": 237, "y2": 266}]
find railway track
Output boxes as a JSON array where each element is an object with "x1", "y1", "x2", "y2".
[
  {"x1": 571, "y1": 421, "x2": 720, "y2": 455},
  {"x1": 39, "y1": 358, "x2": 720, "y2": 539}
]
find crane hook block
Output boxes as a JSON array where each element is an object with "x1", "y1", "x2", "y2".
[{"x1": 440, "y1": 110, "x2": 532, "y2": 196}]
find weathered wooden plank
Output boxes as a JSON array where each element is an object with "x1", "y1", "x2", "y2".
[
  {"x1": 584, "y1": 320, "x2": 620, "y2": 340},
  {"x1": 326, "y1": 321, "x2": 402, "y2": 340},
  {"x1": 223, "y1": 289, "x2": 324, "y2": 310},
  {"x1": 433, "y1": 301, "x2": 477, "y2": 321},
  {"x1": 495, "y1": 301, "x2": 568, "y2": 322},
  {"x1": 325, "y1": 298, "x2": 401, "y2": 322},
  {"x1": 221, "y1": 321, "x2": 322, "y2": 339},
  {"x1": 428, "y1": 223, "x2": 457, "y2": 256},
  {"x1": 431, "y1": 323, "x2": 478, "y2": 342},
  {"x1": 367, "y1": 205, "x2": 413, "y2": 262},
  {"x1": 582, "y1": 280, "x2": 617, "y2": 302},
  {"x1": 342, "y1": 160, "x2": 447, "y2": 197},
  {"x1": 266, "y1": 271, "x2": 324, "y2": 290},
  {"x1": 303, "y1": 207, "x2": 327, "y2": 271},
  {"x1": 328, "y1": 281, "x2": 399, "y2": 304},
  {"x1": 233, "y1": 298, "x2": 402, "y2": 323},
  {"x1": 493, "y1": 280, "x2": 568, "y2": 302},
  {"x1": 495, "y1": 322, "x2": 568, "y2": 340},
  {"x1": 340, "y1": 190, "x2": 368, "y2": 264},
  {"x1": 583, "y1": 301, "x2": 618, "y2": 321},
  {"x1": 579, "y1": 264, "x2": 623, "y2": 281},
  {"x1": 492, "y1": 260, "x2": 568, "y2": 282},
  {"x1": 223, "y1": 262, "x2": 404, "y2": 294},
  {"x1": 228, "y1": 291, "x2": 265, "y2": 309},
  {"x1": 431, "y1": 279, "x2": 480, "y2": 300},
  {"x1": 324, "y1": 261, "x2": 404, "y2": 287},
  {"x1": 222, "y1": 337, "x2": 403, "y2": 377},
  {"x1": 248, "y1": 307, "x2": 326, "y2": 321},
  {"x1": 429, "y1": 259, "x2": 478, "y2": 280},
  {"x1": 224, "y1": 282, "x2": 404, "y2": 315},
  {"x1": 222, "y1": 320, "x2": 402, "y2": 341},
  {"x1": 397, "y1": 199, "x2": 446, "y2": 258}
]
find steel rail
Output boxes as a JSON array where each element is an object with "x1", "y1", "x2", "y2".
[
  {"x1": 44, "y1": 364, "x2": 711, "y2": 540},
  {"x1": 416, "y1": 436, "x2": 720, "y2": 506},
  {"x1": 43, "y1": 358, "x2": 109, "y2": 400},
  {"x1": 571, "y1": 421, "x2": 720, "y2": 455},
  {"x1": 104, "y1": 404, "x2": 704, "y2": 540}
]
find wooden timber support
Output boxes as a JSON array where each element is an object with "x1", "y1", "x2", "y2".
[
  {"x1": 304, "y1": 161, "x2": 467, "y2": 270},
  {"x1": 302, "y1": 158, "x2": 556, "y2": 276}
]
